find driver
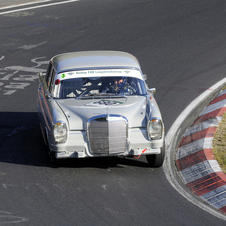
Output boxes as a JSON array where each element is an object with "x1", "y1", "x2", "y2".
[
  {"x1": 100, "y1": 77, "x2": 137, "y2": 95},
  {"x1": 113, "y1": 77, "x2": 126, "y2": 91},
  {"x1": 107, "y1": 77, "x2": 128, "y2": 94}
]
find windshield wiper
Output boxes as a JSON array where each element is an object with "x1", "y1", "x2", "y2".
[
  {"x1": 76, "y1": 92, "x2": 124, "y2": 99},
  {"x1": 114, "y1": 94, "x2": 127, "y2": 98},
  {"x1": 87, "y1": 93, "x2": 116, "y2": 96}
]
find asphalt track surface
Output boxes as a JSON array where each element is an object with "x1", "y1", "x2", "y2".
[{"x1": 0, "y1": 0, "x2": 226, "y2": 225}]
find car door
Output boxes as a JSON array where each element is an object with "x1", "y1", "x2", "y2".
[
  {"x1": 38, "y1": 63, "x2": 50, "y2": 131},
  {"x1": 38, "y1": 62, "x2": 55, "y2": 136}
]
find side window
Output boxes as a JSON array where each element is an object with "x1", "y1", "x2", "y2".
[
  {"x1": 45, "y1": 62, "x2": 52, "y2": 81},
  {"x1": 46, "y1": 63, "x2": 53, "y2": 87},
  {"x1": 49, "y1": 69, "x2": 56, "y2": 93}
]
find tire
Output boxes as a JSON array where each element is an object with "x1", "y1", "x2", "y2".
[
  {"x1": 48, "y1": 149, "x2": 58, "y2": 164},
  {"x1": 146, "y1": 142, "x2": 165, "y2": 167},
  {"x1": 45, "y1": 131, "x2": 58, "y2": 164}
]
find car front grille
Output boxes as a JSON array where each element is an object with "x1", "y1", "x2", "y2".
[{"x1": 88, "y1": 115, "x2": 127, "y2": 154}]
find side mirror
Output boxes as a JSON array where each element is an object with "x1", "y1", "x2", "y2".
[
  {"x1": 39, "y1": 72, "x2": 46, "y2": 81},
  {"x1": 143, "y1": 74, "x2": 147, "y2": 80},
  {"x1": 148, "y1": 88, "x2": 156, "y2": 95}
]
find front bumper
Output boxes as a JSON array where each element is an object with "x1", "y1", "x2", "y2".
[{"x1": 48, "y1": 128, "x2": 164, "y2": 159}]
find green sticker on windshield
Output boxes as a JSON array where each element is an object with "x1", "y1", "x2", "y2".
[{"x1": 61, "y1": 74, "x2": 65, "y2": 78}]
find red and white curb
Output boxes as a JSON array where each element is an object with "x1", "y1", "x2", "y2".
[{"x1": 176, "y1": 89, "x2": 226, "y2": 214}]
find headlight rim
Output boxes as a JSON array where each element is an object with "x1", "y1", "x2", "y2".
[
  {"x1": 53, "y1": 120, "x2": 67, "y2": 143},
  {"x1": 147, "y1": 117, "x2": 163, "y2": 140}
]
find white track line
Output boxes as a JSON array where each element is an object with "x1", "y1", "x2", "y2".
[
  {"x1": 0, "y1": 0, "x2": 79, "y2": 15},
  {"x1": 0, "y1": 0, "x2": 52, "y2": 10}
]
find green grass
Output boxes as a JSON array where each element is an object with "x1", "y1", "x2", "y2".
[{"x1": 212, "y1": 112, "x2": 226, "y2": 174}]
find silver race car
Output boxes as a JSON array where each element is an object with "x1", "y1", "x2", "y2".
[{"x1": 37, "y1": 51, "x2": 165, "y2": 167}]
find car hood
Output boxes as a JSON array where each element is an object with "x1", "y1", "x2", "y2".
[{"x1": 55, "y1": 96, "x2": 148, "y2": 130}]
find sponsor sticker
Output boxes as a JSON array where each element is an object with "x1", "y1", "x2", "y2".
[{"x1": 86, "y1": 100, "x2": 123, "y2": 106}]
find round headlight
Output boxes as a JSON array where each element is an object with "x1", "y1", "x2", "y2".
[
  {"x1": 148, "y1": 118, "x2": 163, "y2": 140},
  {"x1": 53, "y1": 121, "x2": 67, "y2": 143}
]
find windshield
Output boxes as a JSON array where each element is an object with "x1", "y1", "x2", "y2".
[{"x1": 53, "y1": 76, "x2": 147, "y2": 98}]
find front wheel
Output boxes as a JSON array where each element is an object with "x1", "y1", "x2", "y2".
[
  {"x1": 48, "y1": 149, "x2": 58, "y2": 164},
  {"x1": 146, "y1": 142, "x2": 165, "y2": 167},
  {"x1": 45, "y1": 132, "x2": 58, "y2": 165}
]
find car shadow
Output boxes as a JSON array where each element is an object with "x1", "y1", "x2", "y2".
[{"x1": 0, "y1": 112, "x2": 151, "y2": 169}]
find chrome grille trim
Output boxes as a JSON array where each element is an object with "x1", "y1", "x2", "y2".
[{"x1": 88, "y1": 115, "x2": 128, "y2": 155}]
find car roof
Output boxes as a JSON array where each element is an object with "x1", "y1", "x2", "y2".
[{"x1": 51, "y1": 51, "x2": 141, "y2": 73}]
